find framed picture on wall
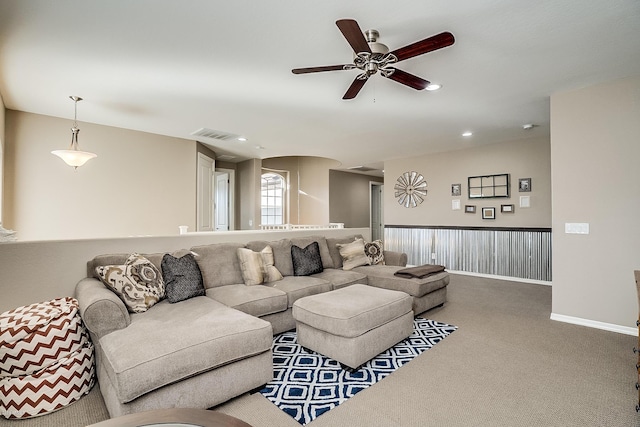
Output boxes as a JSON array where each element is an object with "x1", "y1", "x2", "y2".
[
  {"x1": 482, "y1": 207, "x2": 496, "y2": 220},
  {"x1": 519, "y1": 178, "x2": 532, "y2": 192},
  {"x1": 464, "y1": 205, "x2": 476, "y2": 213},
  {"x1": 451, "y1": 183, "x2": 462, "y2": 196},
  {"x1": 501, "y1": 204, "x2": 515, "y2": 213}
]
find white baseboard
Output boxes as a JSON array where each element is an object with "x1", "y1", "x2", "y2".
[
  {"x1": 446, "y1": 269, "x2": 552, "y2": 286},
  {"x1": 550, "y1": 313, "x2": 637, "y2": 336}
]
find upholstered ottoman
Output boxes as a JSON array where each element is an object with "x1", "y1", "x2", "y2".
[
  {"x1": 0, "y1": 297, "x2": 95, "y2": 419},
  {"x1": 292, "y1": 284, "x2": 414, "y2": 369}
]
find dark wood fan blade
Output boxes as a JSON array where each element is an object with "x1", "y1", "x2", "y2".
[
  {"x1": 389, "y1": 32, "x2": 455, "y2": 62},
  {"x1": 384, "y1": 68, "x2": 430, "y2": 90},
  {"x1": 343, "y1": 77, "x2": 367, "y2": 99},
  {"x1": 292, "y1": 65, "x2": 350, "y2": 74},
  {"x1": 336, "y1": 19, "x2": 371, "y2": 54}
]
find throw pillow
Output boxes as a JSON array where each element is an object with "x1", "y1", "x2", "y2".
[
  {"x1": 291, "y1": 242, "x2": 324, "y2": 276},
  {"x1": 95, "y1": 253, "x2": 165, "y2": 313},
  {"x1": 260, "y1": 245, "x2": 284, "y2": 283},
  {"x1": 237, "y1": 246, "x2": 283, "y2": 285},
  {"x1": 161, "y1": 253, "x2": 205, "y2": 303},
  {"x1": 337, "y1": 238, "x2": 371, "y2": 270},
  {"x1": 364, "y1": 239, "x2": 385, "y2": 265}
]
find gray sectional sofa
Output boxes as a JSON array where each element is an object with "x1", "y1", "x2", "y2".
[{"x1": 75, "y1": 234, "x2": 449, "y2": 418}]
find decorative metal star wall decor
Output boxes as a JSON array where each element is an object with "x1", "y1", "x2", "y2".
[{"x1": 394, "y1": 171, "x2": 427, "y2": 208}]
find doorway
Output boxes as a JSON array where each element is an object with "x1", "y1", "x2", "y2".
[
  {"x1": 370, "y1": 182, "x2": 384, "y2": 241},
  {"x1": 214, "y1": 169, "x2": 235, "y2": 231},
  {"x1": 197, "y1": 153, "x2": 214, "y2": 232}
]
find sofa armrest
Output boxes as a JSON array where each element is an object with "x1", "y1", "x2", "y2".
[
  {"x1": 384, "y1": 251, "x2": 408, "y2": 267},
  {"x1": 75, "y1": 277, "x2": 130, "y2": 340}
]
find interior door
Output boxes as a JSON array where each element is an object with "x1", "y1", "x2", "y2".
[
  {"x1": 197, "y1": 153, "x2": 214, "y2": 231},
  {"x1": 215, "y1": 172, "x2": 229, "y2": 231},
  {"x1": 370, "y1": 183, "x2": 384, "y2": 241}
]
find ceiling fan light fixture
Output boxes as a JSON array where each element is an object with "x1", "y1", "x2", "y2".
[
  {"x1": 51, "y1": 96, "x2": 97, "y2": 170},
  {"x1": 425, "y1": 83, "x2": 442, "y2": 91}
]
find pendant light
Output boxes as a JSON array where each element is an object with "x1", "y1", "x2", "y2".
[{"x1": 51, "y1": 96, "x2": 97, "y2": 169}]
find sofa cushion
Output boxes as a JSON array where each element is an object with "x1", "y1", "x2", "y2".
[
  {"x1": 161, "y1": 253, "x2": 205, "y2": 303},
  {"x1": 291, "y1": 242, "x2": 324, "y2": 276},
  {"x1": 98, "y1": 297, "x2": 273, "y2": 404},
  {"x1": 267, "y1": 276, "x2": 332, "y2": 308},
  {"x1": 206, "y1": 285, "x2": 288, "y2": 317},
  {"x1": 312, "y1": 268, "x2": 367, "y2": 290},
  {"x1": 290, "y1": 236, "x2": 334, "y2": 269},
  {"x1": 246, "y1": 239, "x2": 294, "y2": 277},
  {"x1": 236, "y1": 246, "x2": 283, "y2": 286},
  {"x1": 337, "y1": 238, "x2": 371, "y2": 271},
  {"x1": 353, "y1": 265, "x2": 450, "y2": 298},
  {"x1": 326, "y1": 235, "x2": 364, "y2": 269},
  {"x1": 95, "y1": 253, "x2": 165, "y2": 313},
  {"x1": 190, "y1": 243, "x2": 245, "y2": 288},
  {"x1": 364, "y1": 239, "x2": 385, "y2": 265}
]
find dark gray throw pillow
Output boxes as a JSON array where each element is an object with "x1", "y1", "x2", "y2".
[
  {"x1": 291, "y1": 242, "x2": 324, "y2": 276},
  {"x1": 161, "y1": 253, "x2": 205, "y2": 303}
]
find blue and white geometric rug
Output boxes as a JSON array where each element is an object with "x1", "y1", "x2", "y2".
[{"x1": 260, "y1": 318, "x2": 457, "y2": 425}]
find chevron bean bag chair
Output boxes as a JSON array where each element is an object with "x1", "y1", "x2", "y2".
[{"x1": 0, "y1": 297, "x2": 95, "y2": 419}]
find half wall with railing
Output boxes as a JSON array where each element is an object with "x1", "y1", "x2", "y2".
[{"x1": 384, "y1": 225, "x2": 552, "y2": 282}]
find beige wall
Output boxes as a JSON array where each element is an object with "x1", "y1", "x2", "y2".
[
  {"x1": 238, "y1": 158, "x2": 261, "y2": 230},
  {"x1": 330, "y1": 170, "x2": 383, "y2": 228},
  {"x1": 0, "y1": 94, "x2": 4, "y2": 223},
  {"x1": 262, "y1": 156, "x2": 340, "y2": 225},
  {"x1": 551, "y1": 75, "x2": 640, "y2": 330},
  {"x1": 297, "y1": 157, "x2": 338, "y2": 225},
  {"x1": 384, "y1": 137, "x2": 551, "y2": 227},
  {"x1": 3, "y1": 110, "x2": 197, "y2": 240}
]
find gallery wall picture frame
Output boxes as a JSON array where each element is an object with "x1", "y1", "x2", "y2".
[
  {"x1": 501, "y1": 204, "x2": 515, "y2": 213},
  {"x1": 519, "y1": 178, "x2": 532, "y2": 192},
  {"x1": 451, "y1": 183, "x2": 461, "y2": 196},
  {"x1": 482, "y1": 207, "x2": 496, "y2": 219},
  {"x1": 468, "y1": 173, "x2": 510, "y2": 199},
  {"x1": 465, "y1": 205, "x2": 476, "y2": 213}
]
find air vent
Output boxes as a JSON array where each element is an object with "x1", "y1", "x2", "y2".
[
  {"x1": 348, "y1": 166, "x2": 376, "y2": 172},
  {"x1": 191, "y1": 128, "x2": 240, "y2": 141}
]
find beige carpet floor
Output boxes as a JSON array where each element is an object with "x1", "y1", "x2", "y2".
[{"x1": 2, "y1": 274, "x2": 638, "y2": 426}]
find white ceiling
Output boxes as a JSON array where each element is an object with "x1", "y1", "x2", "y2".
[{"x1": 1, "y1": 1, "x2": 639, "y2": 173}]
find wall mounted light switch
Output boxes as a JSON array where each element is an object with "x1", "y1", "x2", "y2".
[{"x1": 565, "y1": 223, "x2": 589, "y2": 234}]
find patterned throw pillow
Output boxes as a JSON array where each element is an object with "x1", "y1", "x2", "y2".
[
  {"x1": 337, "y1": 238, "x2": 371, "y2": 270},
  {"x1": 291, "y1": 242, "x2": 324, "y2": 276},
  {"x1": 161, "y1": 253, "x2": 205, "y2": 303},
  {"x1": 96, "y1": 253, "x2": 165, "y2": 313},
  {"x1": 364, "y1": 239, "x2": 385, "y2": 265},
  {"x1": 237, "y1": 246, "x2": 283, "y2": 285}
]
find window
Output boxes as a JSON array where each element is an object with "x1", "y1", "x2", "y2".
[{"x1": 261, "y1": 172, "x2": 285, "y2": 225}]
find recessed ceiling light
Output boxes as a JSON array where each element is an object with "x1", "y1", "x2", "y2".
[
  {"x1": 425, "y1": 83, "x2": 442, "y2": 91},
  {"x1": 462, "y1": 131, "x2": 473, "y2": 137},
  {"x1": 522, "y1": 124, "x2": 535, "y2": 130},
  {"x1": 238, "y1": 136, "x2": 247, "y2": 142},
  {"x1": 255, "y1": 145, "x2": 265, "y2": 150}
]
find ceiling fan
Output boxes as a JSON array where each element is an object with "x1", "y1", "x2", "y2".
[{"x1": 292, "y1": 19, "x2": 455, "y2": 99}]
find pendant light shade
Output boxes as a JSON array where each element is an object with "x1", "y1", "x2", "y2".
[{"x1": 51, "y1": 96, "x2": 97, "y2": 169}]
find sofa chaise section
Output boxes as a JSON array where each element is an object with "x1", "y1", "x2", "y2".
[
  {"x1": 76, "y1": 260, "x2": 273, "y2": 418},
  {"x1": 353, "y1": 265, "x2": 449, "y2": 314}
]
